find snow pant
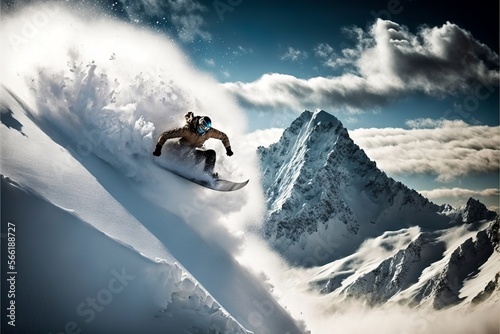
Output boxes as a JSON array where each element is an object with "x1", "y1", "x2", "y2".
[
  {"x1": 170, "y1": 144, "x2": 216, "y2": 174},
  {"x1": 192, "y1": 149, "x2": 216, "y2": 174}
]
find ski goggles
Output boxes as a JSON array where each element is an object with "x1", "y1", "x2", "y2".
[{"x1": 197, "y1": 119, "x2": 212, "y2": 134}]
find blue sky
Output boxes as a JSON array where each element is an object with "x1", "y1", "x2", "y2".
[
  {"x1": 190, "y1": 0, "x2": 498, "y2": 79},
  {"x1": 171, "y1": 0, "x2": 499, "y2": 130},
  {"x1": 2, "y1": 0, "x2": 499, "y2": 210}
]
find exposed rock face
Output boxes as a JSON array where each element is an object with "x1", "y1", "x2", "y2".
[{"x1": 462, "y1": 197, "x2": 497, "y2": 223}]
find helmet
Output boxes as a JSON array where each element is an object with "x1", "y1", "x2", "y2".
[{"x1": 197, "y1": 116, "x2": 212, "y2": 134}]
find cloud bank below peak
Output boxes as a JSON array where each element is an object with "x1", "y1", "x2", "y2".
[
  {"x1": 350, "y1": 119, "x2": 500, "y2": 182},
  {"x1": 223, "y1": 19, "x2": 499, "y2": 112}
]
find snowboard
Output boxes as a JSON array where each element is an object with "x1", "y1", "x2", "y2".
[{"x1": 163, "y1": 166, "x2": 249, "y2": 192}]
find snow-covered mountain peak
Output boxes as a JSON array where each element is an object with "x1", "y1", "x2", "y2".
[
  {"x1": 259, "y1": 110, "x2": 450, "y2": 266},
  {"x1": 282, "y1": 109, "x2": 344, "y2": 139},
  {"x1": 258, "y1": 109, "x2": 499, "y2": 318},
  {"x1": 259, "y1": 110, "x2": 347, "y2": 212},
  {"x1": 463, "y1": 197, "x2": 497, "y2": 223},
  {"x1": 296, "y1": 109, "x2": 342, "y2": 127}
]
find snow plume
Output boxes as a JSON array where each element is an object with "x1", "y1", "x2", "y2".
[
  {"x1": 2, "y1": 0, "x2": 211, "y2": 43},
  {"x1": 1, "y1": 2, "x2": 264, "y2": 252},
  {"x1": 223, "y1": 19, "x2": 499, "y2": 113},
  {"x1": 2, "y1": 2, "x2": 240, "y2": 177}
]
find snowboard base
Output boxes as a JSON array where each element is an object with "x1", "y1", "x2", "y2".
[{"x1": 163, "y1": 167, "x2": 248, "y2": 192}]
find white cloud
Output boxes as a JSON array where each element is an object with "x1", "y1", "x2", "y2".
[
  {"x1": 349, "y1": 120, "x2": 500, "y2": 182},
  {"x1": 405, "y1": 118, "x2": 450, "y2": 129},
  {"x1": 280, "y1": 46, "x2": 308, "y2": 62},
  {"x1": 314, "y1": 42, "x2": 351, "y2": 68},
  {"x1": 223, "y1": 72, "x2": 388, "y2": 112},
  {"x1": 314, "y1": 42, "x2": 334, "y2": 59},
  {"x1": 345, "y1": 116, "x2": 359, "y2": 124},
  {"x1": 224, "y1": 19, "x2": 499, "y2": 112},
  {"x1": 419, "y1": 188, "x2": 499, "y2": 199},
  {"x1": 354, "y1": 20, "x2": 498, "y2": 96},
  {"x1": 244, "y1": 128, "x2": 284, "y2": 149},
  {"x1": 418, "y1": 188, "x2": 499, "y2": 212}
]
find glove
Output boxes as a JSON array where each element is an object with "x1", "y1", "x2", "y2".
[
  {"x1": 226, "y1": 147, "x2": 233, "y2": 156},
  {"x1": 153, "y1": 144, "x2": 162, "y2": 157}
]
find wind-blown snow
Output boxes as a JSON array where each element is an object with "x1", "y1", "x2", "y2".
[
  {"x1": 1, "y1": 1, "x2": 266, "y2": 256},
  {"x1": 2, "y1": 2, "x2": 246, "y2": 180},
  {"x1": 1, "y1": 4, "x2": 304, "y2": 334}
]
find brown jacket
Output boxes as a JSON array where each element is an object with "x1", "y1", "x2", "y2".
[{"x1": 157, "y1": 125, "x2": 231, "y2": 149}]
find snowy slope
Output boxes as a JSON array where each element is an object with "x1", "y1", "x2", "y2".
[
  {"x1": 2, "y1": 175, "x2": 249, "y2": 334},
  {"x1": 0, "y1": 5, "x2": 306, "y2": 331},
  {"x1": 317, "y1": 218, "x2": 499, "y2": 309},
  {"x1": 1, "y1": 87, "x2": 308, "y2": 333},
  {"x1": 1, "y1": 81, "x2": 305, "y2": 334}
]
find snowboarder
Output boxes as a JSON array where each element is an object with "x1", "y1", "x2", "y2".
[{"x1": 153, "y1": 112, "x2": 233, "y2": 178}]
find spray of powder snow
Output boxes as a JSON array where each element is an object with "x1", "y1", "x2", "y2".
[
  {"x1": 1, "y1": 2, "x2": 245, "y2": 179},
  {"x1": 0, "y1": 2, "x2": 266, "y2": 255}
]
